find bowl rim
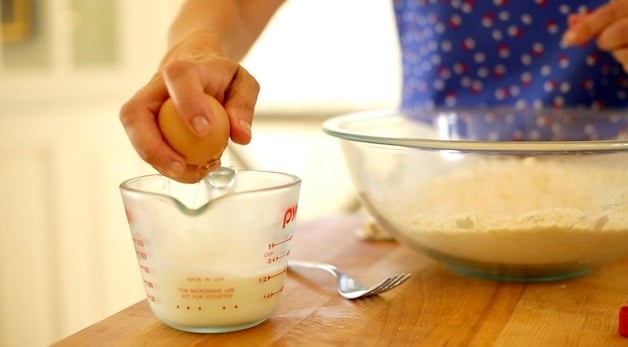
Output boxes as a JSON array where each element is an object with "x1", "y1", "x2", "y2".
[{"x1": 322, "y1": 108, "x2": 628, "y2": 153}]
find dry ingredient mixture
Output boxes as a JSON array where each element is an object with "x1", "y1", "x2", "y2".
[{"x1": 378, "y1": 156, "x2": 628, "y2": 265}]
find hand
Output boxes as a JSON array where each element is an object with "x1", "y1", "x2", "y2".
[
  {"x1": 120, "y1": 31, "x2": 260, "y2": 183},
  {"x1": 562, "y1": 0, "x2": 628, "y2": 72}
]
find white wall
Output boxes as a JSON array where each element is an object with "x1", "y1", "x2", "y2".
[{"x1": 0, "y1": 1, "x2": 400, "y2": 345}]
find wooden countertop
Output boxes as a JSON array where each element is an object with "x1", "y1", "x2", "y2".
[{"x1": 54, "y1": 214, "x2": 628, "y2": 346}]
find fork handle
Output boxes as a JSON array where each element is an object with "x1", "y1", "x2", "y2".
[{"x1": 288, "y1": 259, "x2": 340, "y2": 279}]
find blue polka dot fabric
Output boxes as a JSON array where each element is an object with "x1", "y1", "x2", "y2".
[{"x1": 393, "y1": 0, "x2": 628, "y2": 110}]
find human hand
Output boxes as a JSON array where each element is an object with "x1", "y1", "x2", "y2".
[
  {"x1": 120, "y1": 31, "x2": 260, "y2": 183},
  {"x1": 561, "y1": 0, "x2": 628, "y2": 72}
]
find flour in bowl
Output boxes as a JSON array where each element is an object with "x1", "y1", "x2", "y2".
[{"x1": 373, "y1": 156, "x2": 628, "y2": 265}]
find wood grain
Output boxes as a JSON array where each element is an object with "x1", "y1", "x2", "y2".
[{"x1": 53, "y1": 214, "x2": 628, "y2": 346}]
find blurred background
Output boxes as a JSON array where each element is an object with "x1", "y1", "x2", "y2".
[{"x1": 0, "y1": 0, "x2": 399, "y2": 345}]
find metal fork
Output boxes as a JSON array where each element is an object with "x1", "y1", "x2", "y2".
[{"x1": 287, "y1": 259, "x2": 412, "y2": 300}]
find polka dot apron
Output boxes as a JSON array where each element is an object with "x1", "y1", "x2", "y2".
[{"x1": 393, "y1": 0, "x2": 627, "y2": 139}]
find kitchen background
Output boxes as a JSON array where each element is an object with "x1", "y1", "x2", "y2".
[{"x1": 0, "y1": 0, "x2": 400, "y2": 345}]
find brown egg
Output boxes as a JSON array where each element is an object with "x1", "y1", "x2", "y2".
[{"x1": 158, "y1": 95, "x2": 230, "y2": 166}]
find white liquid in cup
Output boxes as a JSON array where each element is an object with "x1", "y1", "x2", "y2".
[{"x1": 145, "y1": 264, "x2": 287, "y2": 332}]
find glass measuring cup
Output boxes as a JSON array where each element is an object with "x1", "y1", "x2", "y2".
[{"x1": 119, "y1": 168, "x2": 301, "y2": 333}]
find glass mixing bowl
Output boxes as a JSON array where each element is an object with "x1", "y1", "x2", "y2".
[{"x1": 323, "y1": 108, "x2": 628, "y2": 282}]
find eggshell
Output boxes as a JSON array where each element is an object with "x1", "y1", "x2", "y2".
[{"x1": 158, "y1": 95, "x2": 230, "y2": 165}]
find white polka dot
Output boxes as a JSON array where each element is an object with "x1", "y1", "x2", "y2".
[
  {"x1": 441, "y1": 40, "x2": 452, "y2": 52},
  {"x1": 462, "y1": 37, "x2": 475, "y2": 50},
  {"x1": 494, "y1": 64, "x2": 507, "y2": 77},
  {"x1": 532, "y1": 42, "x2": 544, "y2": 56},
  {"x1": 471, "y1": 80, "x2": 483, "y2": 92},
  {"x1": 498, "y1": 45, "x2": 510, "y2": 58},
  {"x1": 492, "y1": 29, "x2": 503, "y2": 41},
  {"x1": 521, "y1": 13, "x2": 533, "y2": 25},
  {"x1": 510, "y1": 85, "x2": 520, "y2": 96},
  {"x1": 477, "y1": 67, "x2": 489, "y2": 78},
  {"x1": 435, "y1": 23, "x2": 445, "y2": 33},
  {"x1": 433, "y1": 79, "x2": 445, "y2": 90},
  {"x1": 453, "y1": 63, "x2": 466, "y2": 74},
  {"x1": 508, "y1": 25, "x2": 522, "y2": 37},
  {"x1": 499, "y1": 11, "x2": 510, "y2": 21},
  {"x1": 560, "y1": 82, "x2": 571, "y2": 93},
  {"x1": 533, "y1": 100, "x2": 544, "y2": 109},
  {"x1": 450, "y1": 14, "x2": 463, "y2": 27},
  {"x1": 540, "y1": 65, "x2": 552, "y2": 76},
  {"x1": 495, "y1": 88, "x2": 508, "y2": 100},
  {"x1": 460, "y1": 76, "x2": 472, "y2": 87},
  {"x1": 515, "y1": 99, "x2": 528, "y2": 109},
  {"x1": 544, "y1": 80, "x2": 557, "y2": 92},
  {"x1": 521, "y1": 54, "x2": 532, "y2": 66},
  {"x1": 559, "y1": 4, "x2": 571, "y2": 14},
  {"x1": 431, "y1": 54, "x2": 442, "y2": 65},
  {"x1": 445, "y1": 94, "x2": 457, "y2": 106},
  {"x1": 529, "y1": 130, "x2": 541, "y2": 140},
  {"x1": 553, "y1": 96, "x2": 565, "y2": 107},
  {"x1": 474, "y1": 52, "x2": 486, "y2": 63}
]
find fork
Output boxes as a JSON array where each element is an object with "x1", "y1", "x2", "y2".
[{"x1": 287, "y1": 259, "x2": 412, "y2": 300}]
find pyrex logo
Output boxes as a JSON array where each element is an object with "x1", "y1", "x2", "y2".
[{"x1": 282, "y1": 204, "x2": 298, "y2": 229}]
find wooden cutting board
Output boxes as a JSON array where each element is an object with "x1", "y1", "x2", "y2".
[{"x1": 53, "y1": 214, "x2": 628, "y2": 346}]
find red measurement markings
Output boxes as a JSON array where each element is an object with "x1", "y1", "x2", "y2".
[
  {"x1": 143, "y1": 280, "x2": 155, "y2": 289},
  {"x1": 139, "y1": 264, "x2": 151, "y2": 274},
  {"x1": 132, "y1": 237, "x2": 144, "y2": 247},
  {"x1": 258, "y1": 268, "x2": 287, "y2": 283},
  {"x1": 125, "y1": 208, "x2": 134, "y2": 224},
  {"x1": 282, "y1": 204, "x2": 298, "y2": 228},
  {"x1": 146, "y1": 294, "x2": 156, "y2": 302},
  {"x1": 263, "y1": 285, "x2": 284, "y2": 299},
  {"x1": 266, "y1": 251, "x2": 290, "y2": 264},
  {"x1": 267, "y1": 234, "x2": 293, "y2": 250}
]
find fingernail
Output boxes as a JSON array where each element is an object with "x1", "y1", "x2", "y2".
[
  {"x1": 562, "y1": 31, "x2": 577, "y2": 45},
  {"x1": 192, "y1": 115, "x2": 210, "y2": 136},
  {"x1": 169, "y1": 161, "x2": 185, "y2": 175},
  {"x1": 239, "y1": 119, "x2": 252, "y2": 138}
]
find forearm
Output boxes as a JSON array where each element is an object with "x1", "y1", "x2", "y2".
[{"x1": 168, "y1": 0, "x2": 285, "y2": 61}]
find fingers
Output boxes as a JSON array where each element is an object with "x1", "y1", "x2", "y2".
[
  {"x1": 612, "y1": 47, "x2": 628, "y2": 72},
  {"x1": 562, "y1": 1, "x2": 628, "y2": 70},
  {"x1": 162, "y1": 57, "x2": 259, "y2": 145},
  {"x1": 120, "y1": 76, "x2": 187, "y2": 176},
  {"x1": 224, "y1": 66, "x2": 260, "y2": 145},
  {"x1": 120, "y1": 74, "x2": 223, "y2": 183},
  {"x1": 163, "y1": 60, "x2": 216, "y2": 138},
  {"x1": 122, "y1": 31, "x2": 260, "y2": 183},
  {"x1": 562, "y1": 1, "x2": 628, "y2": 46},
  {"x1": 596, "y1": 17, "x2": 628, "y2": 51}
]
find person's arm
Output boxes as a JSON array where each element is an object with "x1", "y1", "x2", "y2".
[
  {"x1": 120, "y1": 0, "x2": 284, "y2": 183},
  {"x1": 168, "y1": 0, "x2": 284, "y2": 61}
]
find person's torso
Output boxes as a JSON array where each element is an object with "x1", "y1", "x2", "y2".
[{"x1": 393, "y1": 0, "x2": 628, "y2": 110}]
